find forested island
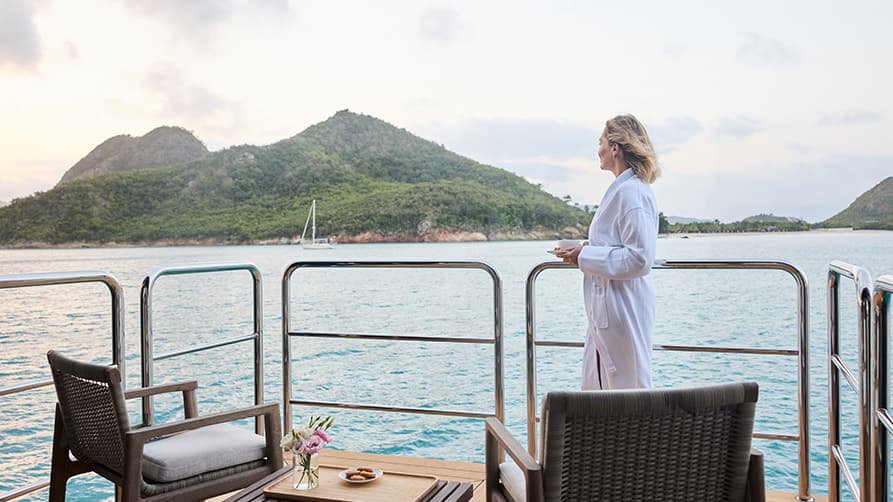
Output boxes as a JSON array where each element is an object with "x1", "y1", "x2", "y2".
[
  {"x1": 662, "y1": 214, "x2": 811, "y2": 234},
  {"x1": 0, "y1": 111, "x2": 590, "y2": 246}
]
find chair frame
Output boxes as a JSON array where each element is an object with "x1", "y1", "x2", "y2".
[
  {"x1": 48, "y1": 351, "x2": 282, "y2": 501},
  {"x1": 485, "y1": 384, "x2": 766, "y2": 502}
]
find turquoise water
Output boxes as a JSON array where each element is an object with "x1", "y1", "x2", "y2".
[{"x1": 1, "y1": 231, "x2": 892, "y2": 501}]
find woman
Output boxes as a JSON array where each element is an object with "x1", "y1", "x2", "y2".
[{"x1": 556, "y1": 114, "x2": 660, "y2": 389}]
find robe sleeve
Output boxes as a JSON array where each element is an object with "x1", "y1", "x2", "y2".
[{"x1": 578, "y1": 207, "x2": 656, "y2": 280}]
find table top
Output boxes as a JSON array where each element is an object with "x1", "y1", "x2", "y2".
[{"x1": 223, "y1": 450, "x2": 481, "y2": 502}]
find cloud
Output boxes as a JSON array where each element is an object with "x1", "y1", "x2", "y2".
[
  {"x1": 128, "y1": 0, "x2": 232, "y2": 27},
  {"x1": 419, "y1": 7, "x2": 461, "y2": 44},
  {"x1": 0, "y1": 0, "x2": 42, "y2": 69},
  {"x1": 818, "y1": 111, "x2": 882, "y2": 126},
  {"x1": 142, "y1": 63, "x2": 241, "y2": 120},
  {"x1": 124, "y1": 0, "x2": 291, "y2": 40},
  {"x1": 736, "y1": 32, "x2": 798, "y2": 68},
  {"x1": 662, "y1": 45, "x2": 688, "y2": 59},
  {"x1": 416, "y1": 118, "x2": 599, "y2": 161},
  {"x1": 713, "y1": 116, "x2": 762, "y2": 139},
  {"x1": 417, "y1": 115, "x2": 703, "y2": 162},
  {"x1": 658, "y1": 154, "x2": 893, "y2": 222},
  {"x1": 648, "y1": 117, "x2": 703, "y2": 149},
  {"x1": 785, "y1": 143, "x2": 810, "y2": 153},
  {"x1": 65, "y1": 40, "x2": 78, "y2": 60}
]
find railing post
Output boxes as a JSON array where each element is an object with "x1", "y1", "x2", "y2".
[
  {"x1": 828, "y1": 271, "x2": 841, "y2": 502},
  {"x1": 525, "y1": 261, "x2": 575, "y2": 456},
  {"x1": 872, "y1": 275, "x2": 893, "y2": 502},
  {"x1": 827, "y1": 261, "x2": 873, "y2": 502}
]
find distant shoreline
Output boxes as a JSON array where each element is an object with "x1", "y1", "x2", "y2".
[
  {"x1": 661, "y1": 227, "x2": 888, "y2": 239},
  {"x1": 2, "y1": 227, "x2": 890, "y2": 250},
  {"x1": 0, "y1": 228, "x2": 578, "y2": 249}
]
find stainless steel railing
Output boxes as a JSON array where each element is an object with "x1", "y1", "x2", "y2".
[
  {"x1": 140, "y1": 262, "x2": 264, "y2": 433},
  {"x1": 0, "y1": 271, "x2": 124, "y2": 502},
  {"x1": 827, "y1": 261, "x2": 873, "y2": 502},
  {"x1": 525, "y1": 259, "x2": 812, "y2": 502},
  {"x1": 872, "y1": 274, "x2": 893, "y2": 502},
  {"x1": 281, "y1": 260, "x2": 504, "y2": 431}
]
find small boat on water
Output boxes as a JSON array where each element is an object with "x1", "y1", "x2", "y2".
[{"x1": 300, "y1": 200, "x2": 334, "y2": 249}]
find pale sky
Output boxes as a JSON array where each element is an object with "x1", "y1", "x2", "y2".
[{"x1": 1, "y1": 0, "x2": 891, "y2": 222}]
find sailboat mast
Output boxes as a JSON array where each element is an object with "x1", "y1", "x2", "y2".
[
  {"x1": 311, "y1": 200, "x2": 317, "y2": 241},
  {"x1": 300, "y1": 200, "x2": 313, "y2": 243}
]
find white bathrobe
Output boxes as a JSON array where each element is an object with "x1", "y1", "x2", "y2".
[{"x1": 578, "y1": 168, "x2": 658, "y2": 390}]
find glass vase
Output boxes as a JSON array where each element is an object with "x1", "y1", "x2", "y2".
[{"x1": 292, "y1": 451, "x2": 320, "y2": 490}]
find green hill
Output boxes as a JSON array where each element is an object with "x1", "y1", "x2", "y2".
[
  {"x1": 821, "y1": 176, "x2": 893, "y2": 230},
  {"x1": 0, "y1": 110, "x2": 589, "y2": 245},
  {"x1": 57, "y1": 126, "x2": 209, "y2": 185},
  {"x1": 741, "y1": 214, "x2": 805, "y2": 224}
]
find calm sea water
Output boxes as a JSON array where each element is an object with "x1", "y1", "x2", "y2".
[{"x1": 2, "y1": 231, "x2": 892, "y2": 501}]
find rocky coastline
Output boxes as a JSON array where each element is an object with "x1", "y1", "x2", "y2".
[{"x1": 1, "y1": 226, "x2": 587, "y2": 249}]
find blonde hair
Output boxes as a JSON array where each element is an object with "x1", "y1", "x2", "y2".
[{"x1": 604, "y1": 114, "x2": 660, "y2": 184}]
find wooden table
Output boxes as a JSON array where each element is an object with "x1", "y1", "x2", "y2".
[{"x1": 223, "y1": 450, "x2": 484, "y2": 502}]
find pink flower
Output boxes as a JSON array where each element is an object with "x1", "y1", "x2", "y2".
[
  {"x1": 282, "y1": 416, "x2": 333, "y2": 456},
  {"x1": 314, "y1": 428, "x2": 331, "y2": 444},
  {"x1": 300, "y1": 434, "x2": 325, "y2": 455}
]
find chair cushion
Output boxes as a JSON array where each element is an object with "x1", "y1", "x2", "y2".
[
  {"x1": 142, "y1": 423, "x2": 267, "y2": 483},
  {"x1": 141, "y1": 459, "x2": 267, "y2": 497},
  {"x1": 499, "y1": 461, "x2": 526, "y2": 502}
]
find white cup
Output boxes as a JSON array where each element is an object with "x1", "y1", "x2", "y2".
[{"x1": 555, "y1": 239, "x2": 580, "y2": 249}]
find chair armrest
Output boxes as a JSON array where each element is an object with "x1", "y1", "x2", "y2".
[
  {"x1": 485, "y1": 417, "x2": 542, "y2": 502},
  {"x1": 124, "y1": 380, "x2": 198, "y2": 418},
  {"x1": 123, "y1": 380, "x2": 198, "y2": 399},
  {"x1": 126, "y1": 402, "x2": 279, "y2": 443},
  {"x1": 745, "y1": 447, "x2": 766, "y2": 502},
  {"x1": 485, "y1": 418, "x2": 539, "y2": 471}
]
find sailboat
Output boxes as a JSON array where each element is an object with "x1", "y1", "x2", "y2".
[{"x1": 300, "y1": 199, "x2": 334, "y2": 249}]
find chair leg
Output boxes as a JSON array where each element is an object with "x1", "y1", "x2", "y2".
[
  {"x1": 49, "y1": 405, "x2": 94, "y2": 502},
  {"x1": 49, "y1": 406, "x2": 71, "y2": 502},
  {"x1": 746, "y1": 448, "x2": 766, "y2": 502}
]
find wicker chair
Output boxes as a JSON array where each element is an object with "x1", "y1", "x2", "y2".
[
  {"x1": 46, "y1": 350, "x2": 283, "y2": 501},
  {"x1": 485, "y1": 382, "x2": 764, "y2": 502}
]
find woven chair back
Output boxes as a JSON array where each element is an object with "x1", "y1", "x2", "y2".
[
  {"x1": 47, "y1": 350, "x2": 130, "y2": 475},
  {"x1": 539, "y1": 382, "x2": 758, "y2": 502}
]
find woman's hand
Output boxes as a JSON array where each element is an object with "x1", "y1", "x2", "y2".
[{"x1": 555, "y1": 244, "x2": 582, "y2": 266}]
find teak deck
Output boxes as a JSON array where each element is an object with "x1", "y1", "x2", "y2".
[{"x1": 213, "y1": 449, "x2": 826, "y2": 502}]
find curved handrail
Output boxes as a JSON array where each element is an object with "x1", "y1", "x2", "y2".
[
  {"x1": 281, "y1": 260, "x2": 504, "y2": 431},
  {"x1": 140, "y1": 262, "x2": 263, "y2": 432},
  {"x1": 525, "y1": 259, "x2": 812, "y2": 501},
  {"x1": 0, "y1": 271, "x2": 124, "y2": 502}
]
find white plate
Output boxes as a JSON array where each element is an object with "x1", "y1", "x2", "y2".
[{"x1": 339, "y1": 467, "x2": 383, "y2": 484}]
